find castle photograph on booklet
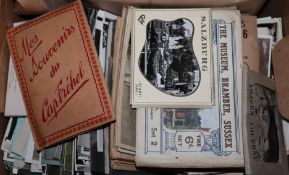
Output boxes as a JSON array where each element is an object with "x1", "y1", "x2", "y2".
[
  {"x1": 131, "y1": 8, "x2": 214, "y2": 108},
  {"x1": 6, "y1": 0, "x2": 114, "y2": 150}
]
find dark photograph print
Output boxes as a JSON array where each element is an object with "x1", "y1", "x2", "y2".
[
  {"x1": 138, "y1": 18, "x2": 201, "y2": 96},
  {"x1": 255, "y1": 84, "x2": 279, "y2": 163},
  {"x1": 163, "y1": 108, "x2": 201, "y2": 130},
  {"x1": 258, "y1": 36, "x2": 272, "y2": 77}
]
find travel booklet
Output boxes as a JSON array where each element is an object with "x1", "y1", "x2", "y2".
[
  {"x1": 242, "y1": 69, "x2": 288, "y2": 175},
  {"x1": 131, "y1": 8, "x2": 214, "y2": 108},
  {"x1": 6, "y1": 0, "x2": 114, "y2": 150},
  {"x1": 135, "y1": 9, "x2": 244, "y2": 168}
]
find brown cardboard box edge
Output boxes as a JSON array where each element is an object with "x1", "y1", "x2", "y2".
[
  {"x1": 15, "y1": 0, "x2": 266, "y2": 16},
  {"x1": 0, "y1": 3, "x2": 18, "y2": 175},
  {"x1": 241, "y1": 16, "x2": 260, "y2": 72},
  {"x1": 86, "y1": 0, "x2": 266, "y2": 15},
  {"x1": 0, "y1": 0, "x2": 20, "y2": 113},
  {"x1": 272, "y1": 36, "x2": 289, "y2": 121},
  {"x1": 0, "y1": 0, "x2": 288, "y2": 174},
  {"x1": 14, "y1": 0, "x2": 72, "y2": 15}
]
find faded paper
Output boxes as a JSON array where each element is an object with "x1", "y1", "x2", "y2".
[
  {"x1": 4, "y1": 22, "x2": 26, "y2": 117},
  {"x1": 115, "y1": 7, "x2": 136, "y2": 153},
  {"x1": 117, "y1": 54, "x2": 137, "y2": 152},
  {"x1": 241, "y1": 16, "x2": 259, "y2": 72},
  {"x1": 10, "y1": 118, "x2": 30, "y2": 158},
  {"x1": 109, "y1": 7, "x2": 136, "y2": 171},
  {"x1": 4, "y1": 57, "x2": 26, "y2": 116}
]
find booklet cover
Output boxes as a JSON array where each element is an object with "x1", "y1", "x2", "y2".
[
  {"x1": 242, "y1": 69, "x2": 288, "y2": 175},
  {"x1": 131, "y1": 8, "x2": 213, "y2": 108},
  {"x1": 6, "y1": 0, "x2": 114, "y2": 150}
]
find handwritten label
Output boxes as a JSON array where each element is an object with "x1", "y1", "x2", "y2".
[
  {"x1": 20, "y1": 35, "x2": 42, "y2": 62},
  {"x1": 42, "y1": 61, "x2": 89, "y2": 124},
  {"x1": 19, "y1": 26, "x2": 76, "y2": 82},
  {"x1": 18, "y1": 25, "x2": 92, "y2": 125}
]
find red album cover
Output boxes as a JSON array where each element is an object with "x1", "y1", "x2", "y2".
[{"x1": 6, "y1": 0, "x2": 114, "y2": 150}]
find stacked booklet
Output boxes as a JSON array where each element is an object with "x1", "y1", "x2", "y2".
[{"x1": 133, "y1": 8, "x2": 244, "y2": 168}]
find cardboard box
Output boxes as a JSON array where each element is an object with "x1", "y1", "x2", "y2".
[
  {"x1": 14, "y1": 0, "x2": 71, "y2": 15},
  {"x1": 0, "y1": 0, "x2": 289, "y2": 174},
  {"x1": 12, "y1": 0, "x2": 266, "y2": 16},
  {"x1": 0, "y1": 1, "x2": 19, "y2": 174},
  {"x1": 85, "y1": 0, "x2": 266, "y2": 15},
  {"x1": 0, "y1": 0, "x2": 19, "y2": 113}
]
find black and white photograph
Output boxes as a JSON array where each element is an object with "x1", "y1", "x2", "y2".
[
  {"x1": 138, "y1": 18, "x2": 201, "y2": 96},
  {"x1": 85, "y1": 8, "x2": 117, "y2": 74},
  {"x1": 258, "y1": 35, "x2": 273, "y2": 77},
  {"x1": 258, "y1": 23, "x2": 278, "y2": 43},
  {"x1": 257, "y1": 17, "x2": 283, "y2": 46},
  {"x1": 75, "y1": 134, "x2": 91, "y2": 173},
  {"x1": 254, "y1": 84, "x2": 279, "y2": 162},
  {"x1": 132, "y1": 9, "x2": 212, "y2": 108},
  {"x1": 163, "y1": 108, "x2": 201, "y2": 130}
]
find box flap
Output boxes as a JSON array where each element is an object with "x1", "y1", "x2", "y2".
[
  {"x1": 272, "y1": 36, "x2": 289, "y2": 120},
  {"x1": 0, "y1": 0, "x2": 19, "y2": 113}
]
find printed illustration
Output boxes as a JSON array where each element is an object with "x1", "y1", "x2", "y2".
[
  {"x1": 163, "y1": 108, "x2": 202, "y2": 130},
  {"x1": 138, "y1": 18, "x2": 200, "y2": 96},
  {"x1": 160, "y1": 108, "x2": 232, "y2": 156},
  {"x1": 254, "y1": 84, "x2": 279, "y2": 162}
]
